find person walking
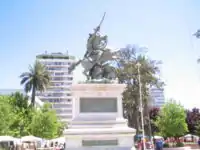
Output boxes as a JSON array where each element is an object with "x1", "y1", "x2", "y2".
[
  {"x1": 198, "y1": 138, "x2": 200, "y2": 148},
  {"x1": 155, "y1": 139, "x2": 163, "y2": 150},
  {"x1": 137, "y1": 139, "x2": 143, "y2": 150}
]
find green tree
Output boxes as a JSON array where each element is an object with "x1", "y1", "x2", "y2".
[
  {"x1": 116, "y1": 45, "x2": 163, "y2": 133},
  {"x1": 149, "y1": 107, "x2": 160, "y2": 136},
  {"x1": 9, "y1": 92, "x2": 29, "y2": 110},
  {"x1": 8, "y1": 92, "x2": 34, "y2": 137},
  {"x1": 0, "y1": 92, "x2": 63, "y2": 138},
  {"x1": 155, "y1": 100, "x2": 188, "y2": 138},
  {"x1": 186, "y1": 108, "x2": 200, "y2": 134},
  {"x1": 29, "y1": 103, "x2": 64, "y2": 139},
  {"x1": 0, "y1": 96, "x2": 13, "y2": 135},
  {"x1": 20, "y1": 60, "x2": 50, "y2": 106}
]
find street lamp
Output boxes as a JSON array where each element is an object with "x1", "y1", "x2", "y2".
[{"x1": 136, "y1": 62, "x2": 146, "y2": 150}]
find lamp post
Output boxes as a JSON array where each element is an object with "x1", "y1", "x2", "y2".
[{"x1": 136, "y1": 62, "x2": 146, "y2": 150}]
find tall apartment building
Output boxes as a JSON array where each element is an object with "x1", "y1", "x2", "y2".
[
  {"x1": 36, "y1": 52, "x2": 75, "y2": 123},
  {"x1": 150, "y1": 87, "x2": 165, "y2": 108}
]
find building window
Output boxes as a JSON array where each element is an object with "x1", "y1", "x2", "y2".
[
  {"x1": 67, "y1": 93, "x2": 71, "y2": 96},
  {"x1": 67, "y1": 77, "x2": 73, "y2": 80}
]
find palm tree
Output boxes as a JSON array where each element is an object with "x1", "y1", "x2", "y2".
[{"x1": 20, "y1": 60, "x2": 50, "y2": 107}]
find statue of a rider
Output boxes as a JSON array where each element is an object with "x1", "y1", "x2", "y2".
[
  {"x1": 69, "y1": 12, "x2": 118, "y2": 81},
  {"x1": 85, "y1": 13, "x2": 107, "y2": 63}
]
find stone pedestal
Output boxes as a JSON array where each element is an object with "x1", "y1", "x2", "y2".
[{"x1": 64, "y1": 84, "x2": 136, "y2": 150}]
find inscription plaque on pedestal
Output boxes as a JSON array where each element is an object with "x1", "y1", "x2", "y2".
[{"x1": 80, "y1": 97, "x2": 117, "y2": 113}]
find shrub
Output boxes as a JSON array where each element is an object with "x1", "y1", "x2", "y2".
[
  {"x1": 176, "y1": 142, "x2": 184, "y2": 147},
  {"x1": 163, "y1": 143, "x2": 169, "y2": 148}
]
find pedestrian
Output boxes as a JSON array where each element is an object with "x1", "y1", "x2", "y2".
[
  {"x1": 198, "y1": 138, "x2": 200, "y2": 148},
  {"x1": 156, "y1": 139, "x2": 163, "y2": 150},
  {"x1": 140, "y1": 138, "x2": 145, "y2": 150},
  {"x1": 137, "y1": 139, "x2": 142, "y2": 150}
]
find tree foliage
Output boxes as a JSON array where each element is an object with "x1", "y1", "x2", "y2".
[
  {"x1": 0, "y1": 96, "x2": 13, "y2": 135},
  {"x1": 29, "y1": 103, "x2": 64, "y2": 139},
  {"x1": 0, "y1": 92, "x2": 64, "y2": 138},
  {"x1": 155, "y1": 100, "x2": 188, "y2": 137},
  {"x1": 149, "y1": 107, "x2": 160, "y2": 135},
  {"x1": 186, "y1": 108, "x2": 200, "y2": 134},
  {"x1": 8, "y1": 92, "x2": 34, "y2": 137},
  {"x1": 115, "y1": 45, "x2": 163, "y2": 133},
  {"x1": 20, "y1": 60, "x2": 50, "y2": 106}
]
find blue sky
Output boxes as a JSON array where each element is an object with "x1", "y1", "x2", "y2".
[{"x1": 0, "y1": 0, "x2": 200, "y2": 109}]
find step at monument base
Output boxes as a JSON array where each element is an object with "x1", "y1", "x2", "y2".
[{"x1": 64, "y1": 127, "x2": 136, "y2": 150}]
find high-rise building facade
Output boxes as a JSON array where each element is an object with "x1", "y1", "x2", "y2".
[
  {"x1": 36, "y1": 52, "x2": 75, "y2": 123},
  {"x1": 150, "y1": 87, "x2": 165, "y2": 108}
]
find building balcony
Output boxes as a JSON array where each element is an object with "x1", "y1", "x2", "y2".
[
  {"x1": 37, "y1": 96, "x2": 72, "y2": 100},
  {"x1": 37, "y1": 93, "x2": 63, "y2": 96},
  {"x1": 39, "y1": 98, "x2": 72, "y2": 103},
  {"x1": 51, "y1": 74, "x2": 73, "y2": 78},
  {"x1": 48, "y1": 85, "x2": 72, "y2": 89},
  {"x1": 38, "y1": 96, "x2": 73, "y2": 99},
  {"x1": 47, "y1": 67, "x2": 68, "y2": 71},
  {"x1": 50, "y1": 73, "x2": 73, "y2": 77},
  {"x1": 57, "y1": 114, "x2": 73, "y2": 120},
  {"x1": 49, "y1": 82, "x2": 71, "y2": 86},
  {"x1": 41, "y1": 61, "x2": 71, "y2": 65},
  {"x1": 55, "y1": 109, "x2": 72, "y2": 114},
  {"x1": 46, "y1": 65, "x2": 70, "y2": 68},
  {"x1": 38, "y1": 89, "x2": 71, "y2": 92},
  {"x1": 50, "y1": 77, "x2": 73, "y2": 81},
  {"x1": 52, "y1": 103, "x2": 72, "y2": 109},
  {"x1": 36, "y1": 53, "x2": 75, "y2": 60},
  {"x1": 42, "y1": 62, "x2": 70, "y2": 65},
  {"x1": 48, "y1": 70, "x2": 69, "y2": 73},
  {"x1": 50, "y1": 80, "x2": 73, "y2": 83},
  {"x1": 37, "y1": 94, "x2": 71, "y2": 99},
  {"x1": 36, "y1": 91, "x2": 71, "y2": 95}
]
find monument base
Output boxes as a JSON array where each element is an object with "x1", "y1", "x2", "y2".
[
  {"x1": 64, "y1": 83, "x2": 136, "y2": 150},
  {"x1": 64, "y1": 127, "x2": 136, "y2": 150}
]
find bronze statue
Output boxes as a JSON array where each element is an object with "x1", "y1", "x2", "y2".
[{"x1": 69, "y1": 12, "x2": 119, "y2": 81}]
